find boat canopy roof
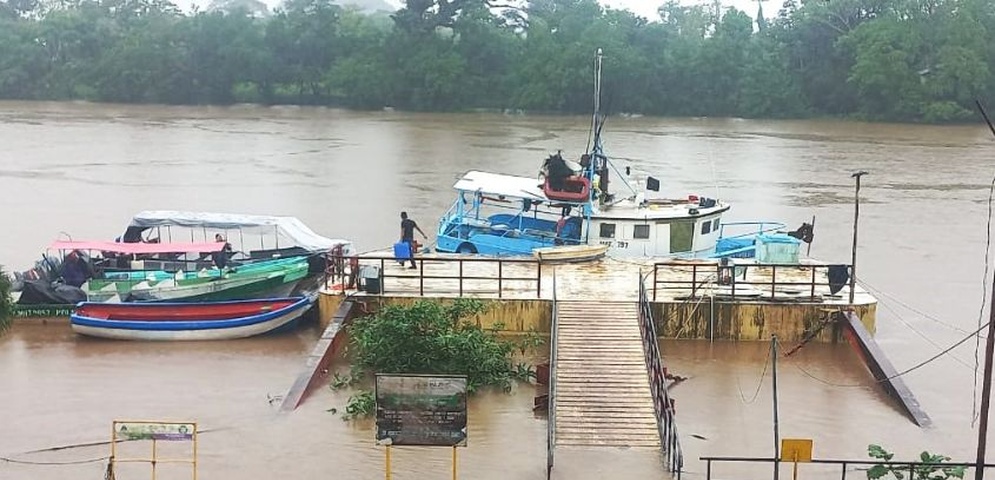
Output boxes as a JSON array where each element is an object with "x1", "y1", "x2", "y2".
[
  {"x1": 126, "y1": 211, "x2": 353, "y2": 254},
  {"x1": 50, "y1": 240, "x2": 225, "y2": 255},
  {"x1": 453, "y1": 171, "x2": 550, "y2": 203}
]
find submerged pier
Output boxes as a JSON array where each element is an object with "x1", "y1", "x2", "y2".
[{"x1": 285, "y1": 251, "x2": 889, "y2": 478}]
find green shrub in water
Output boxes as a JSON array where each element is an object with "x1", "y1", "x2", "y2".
[
  {"x1": 330, "y1": 298, "x2": 540, "y2": 419},
  {"x1": 0, "y1": 267, "x2": 12, "y2": 334}
]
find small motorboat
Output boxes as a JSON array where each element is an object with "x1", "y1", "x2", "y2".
[
  {"x1": 532, "y1": 244, "x2": 608, "y2": 263},
  {"x1": 70, "y1": 295, "x2": 315, "y2": 341}
]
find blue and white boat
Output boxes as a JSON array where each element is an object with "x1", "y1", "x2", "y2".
[{"x1": 436, "y1": 49, "x2": 804, "y2": 261}]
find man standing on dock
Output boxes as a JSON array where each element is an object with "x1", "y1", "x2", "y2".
[{"x1": 400, "y1": 212, "x2": 427, "y2": 269}]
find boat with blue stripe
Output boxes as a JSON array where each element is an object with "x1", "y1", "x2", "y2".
[{"x1": 70, "y1": 295, "x2": 316, "y2": 341}]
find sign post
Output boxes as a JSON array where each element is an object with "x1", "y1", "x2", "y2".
[
  {"x1": 111, "y1": 420, "x2": 198, "y2": 480},
  {"x1": 780, "y1": 438, "x2": 813, "y2": 480},
  {"x1": 375, "y1": 374, "x2": 468, "y2": 479}
]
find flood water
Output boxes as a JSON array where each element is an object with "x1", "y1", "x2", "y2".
[{"x1": 2, "y1": 101, "x2": 994, "y2": 479}]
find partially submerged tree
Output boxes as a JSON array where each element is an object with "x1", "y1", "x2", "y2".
[{"x1": 331, "y1": 298, "x2": 540, "y2": 419}]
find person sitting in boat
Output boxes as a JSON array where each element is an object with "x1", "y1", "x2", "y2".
[
  {"x1": 212, "y1": 234, "x2": 234, "y2": 270},
  {"x1": 60, "y1": 250, "x2": 92, "y2": 288}
]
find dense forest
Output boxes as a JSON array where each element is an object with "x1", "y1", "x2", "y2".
[{"x1": 1, "y1": 0, "x2": 994, "y2": 122}]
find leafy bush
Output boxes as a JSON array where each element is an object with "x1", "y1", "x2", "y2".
[
  {"x1": 0, "y1": 266, "x2": 12, "y2": 334},
  {"x1": 330, "y1": 298, "x2": 541, "y2": 419},
  {"x1": 867, "y1": 444, "x2": 965, "y2": 480}
]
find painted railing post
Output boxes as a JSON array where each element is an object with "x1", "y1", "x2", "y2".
[{"x1": 498, "y1": 261, "x2": 503, "y2": 299}]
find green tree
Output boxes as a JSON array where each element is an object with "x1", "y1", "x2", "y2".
[{"x1": 0, "y1": 267, "x2": 13, "y2": 335}]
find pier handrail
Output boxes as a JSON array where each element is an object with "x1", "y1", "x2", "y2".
[
  {"x1": 700, "y1": 456, "x2": 995, "y2": 480},
  {"x1": 638, "y1": 273, "x2": 684, "y2": 477},
  {"x1": 547, "y1": 273, "x2": 558, "y2": 479},
  {"x1": 651, "y1": 261, "x2": 848, "y2": 302},
  {"x1": 324, "y1": 254, "x2": 542, "y2": 299}
]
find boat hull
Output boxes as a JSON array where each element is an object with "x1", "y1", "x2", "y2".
[{"x1": 70, "y1": 296, "x2": 315, "y2": 341}]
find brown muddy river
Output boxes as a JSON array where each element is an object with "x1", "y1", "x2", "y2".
[{"x1": 1, "y1": 101, "x2": 994, "y2": 479}]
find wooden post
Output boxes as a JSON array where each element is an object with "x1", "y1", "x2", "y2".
[
  {"x1": 419, "y1": 258, "x2": 424, "y2": 296},
  {"x1": 975, "y1": 99, "x2": 995, "y2": 480},
  {"x1": 653, "y1": 264, "x2": 659, "y2": 302},
  {"x1": 772, "y1": 336, "x2": 780, "y2": 480},
  {"x1": 975, "y1": 262, "x2": 995, "y2": 480},
  {"x1": 385, "y1": 445, "x2": 392, "y2": 480},
  {"x1": 849, "y1": 171, "x2": 868, "y2": 306},
  {"x1": 452, "y1": 446, "x2": 458, "y2": 480},
  {"x1": 498, "y1": 260, "x2": 503, "y2": 299},
  {"x1": 459, "y1": 259, "x2": 464, "y2": 297}
]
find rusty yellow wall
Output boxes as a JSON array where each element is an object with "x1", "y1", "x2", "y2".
[
  {"x1": 317, "y1": 293, "x2": 345, "y2": 329},
  {"x1": 352, "y1": 296, "x2": 552, "y2": 334},
  {"x1": 652, "y1": 301, "x2": 877, "y2": 342}
]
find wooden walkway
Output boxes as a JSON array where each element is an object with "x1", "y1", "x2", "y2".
[{"x1": 554, "y1": 301, "x2": 660, "y2": 448}]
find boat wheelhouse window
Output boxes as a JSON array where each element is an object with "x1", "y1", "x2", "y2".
[
  {"x1": 599, "y1": 223, "x2": 616, "y2": 239},
  {"x1": 701, "y1": 221, "x2": 712, "y2": 235},
  {"x1": 713, "y1": 218, "x2": 720, "y2": 231},
  {"x1": 633, "y1": 224, "x2": 650, "y2": 239}
]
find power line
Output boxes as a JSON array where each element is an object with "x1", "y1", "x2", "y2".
[
  {"x1": 875, "y1": 297, "x2": 975, "y2": 370},
  {"x1": 860, "y1": 280, "x2": 974, "y2": 336},
  {"x1": 780, "y1": 320, "x2": 991, "y2": 388},
  {"x1": 738, "y1": 343, "x2": 772, "y2": 404}
]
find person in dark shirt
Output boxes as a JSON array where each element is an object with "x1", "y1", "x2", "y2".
[
  {"x1": 212, "y1": 234, "x2": 234, "y2": 270},
  {"x1": 400, "y1": 211, "x2": 427, "y2": 269}
]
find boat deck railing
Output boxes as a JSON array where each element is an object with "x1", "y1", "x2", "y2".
[
  {"x1": 717, "y1": 221, "x2": 787, "y2": 239},
  {"x1": 323, "y1": 254, "x2": 542, "y2": 298},
  {"x1": 638, "y1": 274, "x2": 684, "y2": 477},
  {"x1": 650, "y1": 261, "x2": 847, "y2": 303}
]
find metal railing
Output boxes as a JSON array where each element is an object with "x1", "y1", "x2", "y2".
[
  {"x1": 651, "y1": 262, "x2": 847, "y2": 302},
  {"x1": 546, "y1": 274, "x2": 559, "y2": 480},
  {"x1": 701, "y1": 456, "x2": 995, "y2": 480},
  {"x1": 324, "y1": 254, "x2": 542, "y2": 299},
  {"x1": 638, "y1": 274, "x2": 684, "y2": 477}
]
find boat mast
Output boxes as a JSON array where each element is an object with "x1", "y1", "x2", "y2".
[{"x1": 591, "y1": 47, "x2": 602, "y2": 157}]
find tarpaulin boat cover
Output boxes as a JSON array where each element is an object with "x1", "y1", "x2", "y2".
[{"x1": 127, "y1": 211, "x2": 354, "y2": 255}]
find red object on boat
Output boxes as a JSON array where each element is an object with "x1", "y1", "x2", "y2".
[
  {"x1": 75, "y1": 298, "x2": 299, "y2": 321},
  {"x1": 543, "y1": 176, "x2": 591, "y2": 202},
  {"x1": 688, "y1": 195, "x2": 699, "y2": 203}
]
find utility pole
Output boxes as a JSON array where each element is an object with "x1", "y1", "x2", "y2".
[
  {"x1": 977, "y1": 280, "x2": 995, "y2": 480},
  {"x1": 975, "y1": 100, "x2": 995, "y2": 480},
  {"x1": 849, "y1": 171, "x2": 868, "y2": 307}
]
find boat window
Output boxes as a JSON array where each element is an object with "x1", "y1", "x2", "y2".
[
  {"x1": 713, "y1": 218, "x2": 720, "y2": 231},
  {"x1": 633, "y1": 224, "x2": 650, "y2": 239},
  {"x1": 599, "y1": 223, "x2": 616, "y2": 239},
  {"x1": 670, "y1": 221, "x2": 693, "y2": 253},
  {"x1": 701, "y1": 221, "x2": 712, "y2": 235}
]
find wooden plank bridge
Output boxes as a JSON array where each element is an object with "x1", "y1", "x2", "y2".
[{"x1": 553, "y1": 301, "x2": 660, "y2": 448}]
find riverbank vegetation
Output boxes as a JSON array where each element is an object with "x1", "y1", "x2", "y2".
[
  {"x1": 0, "y1": 267, "x2": 12, "y2": 334},
  {"x1": 0, "y1": 0, "x2": 993, "y2": 122},
  {"x1": 330, "y1": 299, "x2": 540, "y2": 419}
]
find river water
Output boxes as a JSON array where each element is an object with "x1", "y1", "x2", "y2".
[{"x1": 1, "y1": 101, "x2": 994, "y2": 479}]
